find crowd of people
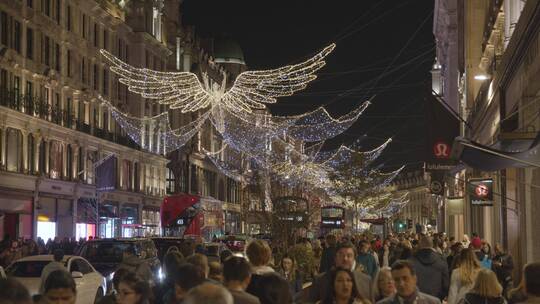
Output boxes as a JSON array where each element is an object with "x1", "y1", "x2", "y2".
[
  {"x1": 0, "y1": 234, "x2": 93, "y2": 268},
  {"x1": 0, "y1": 231, "x2": 538, "y2": 304}
]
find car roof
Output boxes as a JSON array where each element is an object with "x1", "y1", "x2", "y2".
[
  {"x1": 84, "y1": 238, "x2": 150, "y2": 243},
  {"x1": 16, "y1": 255, "x2": 77, "y2": 262}
]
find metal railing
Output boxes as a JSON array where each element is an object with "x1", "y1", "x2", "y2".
[{"x1": 0, "y1": 87, "x2": 140, "y2": 150}]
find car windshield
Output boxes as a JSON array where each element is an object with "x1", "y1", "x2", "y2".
[
  {"x1": 7, "y1": 261, "x2": 65, "y2": 277},
  {"x1": 80, "y1": 242, "x2": 134, "y2": 263}
]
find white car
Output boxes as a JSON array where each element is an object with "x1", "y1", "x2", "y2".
[{"x1": 6, "y1": 255, "x2": 107, "y2": 304}]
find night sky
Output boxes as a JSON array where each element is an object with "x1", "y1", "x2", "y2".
[{"x1": 182, "y1": 0, "x2": 435, "y2": 171}]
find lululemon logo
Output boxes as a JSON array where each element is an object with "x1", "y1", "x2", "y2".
[
  {"x1": 475, "y1": 184, "x2": 489, "y2": 197},
  {"x1": 433, "y1": 142, "x2": 450, "y2": 159}
]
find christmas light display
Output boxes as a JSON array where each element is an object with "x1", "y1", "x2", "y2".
[
  {"x1": 100, "y1": 40, "x2": 408, "y2": 212},
  {"x1": 100, "y1": 43, "x2": 335, "y2": 113}
]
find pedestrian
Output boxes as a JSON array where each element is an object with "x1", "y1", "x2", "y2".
[
  {"x1": 184, "y1": 282, "x2": 234, "y2": 304},
  {"x1": 460, "y1": 269, "x2": 506, "y2": 304},
  {"x1": 223, "y1": 256, "x2": 261, "y2": 304},
  {"x1": 153, "y1": 251, "x2": 183, "y2": 304},
  {"x1": 117, "y1": 246, "x2": 153, "y2": 285},
  {"x1": 320, "y1": 234, "x2": 338, "y2": 273},
  {"x1": 321, "y1": 267, "x2": 371, "y2": 304},
  {"x1": 448, "y1": 248, "x2": 481, "y2": 304},
  {"x1": 376, "y1": 260, "x2": 441, "y2": 304},
  {"x1": 277, "y1": 254, "x2": 303, "y2": 295},
  {"x1": 357, "y1": 240, "x2": 379, "y2": 279},
  {"x1": 0, "y1": 240, "x2": 22, "y2": 267},
  {"x1": 167, "y1": 263, "x2": 205, "y2": 304},
  {"x1": 186, "y1": 253, "x2": 210, "y2": 279},
  {"x1": 245, "y1": 240, "x2": 275, "y2": 295},
  {"x1": 40, "y1": 270, "x2": 77, "y2": 304},
  {"x1": 97, "y1": 268, "x2": 130, "y2": 304},
  {"x1": 116, "y1": 271, "x2": 153, "y2": 304},
  {"x1": 307, "y1": 241, "x2": 374, "y2": 303},
  {"x1": 0, "y1": 277, "x2": 32, "y2": 304},
  {"x1": 209, "y1": 261, "x2": 224, "y2": 283},
  {"x1": 518, "y1": 262, "x2": 540, "y2": 304},
  {"x1": 374, "y1": 267, "x2": 396, "y2": 302},
  {"x1": 492, "y1": 243, "x2": 514, "y2": 298},
  {"x1": 249, "y1": 273, "x2": 292, "y2": 304},
  {"x1": 507, "y1": 265, "x2": 528, "y2": 304},
  {"x1": 39, "y1": 249, "x2": 66, "y2": 295},
  {"x1": 409, "y1": 235, "x2": 449, "y2": 300},
  {"x1": 447, "y1": 242, "x2": 464, "y2": 271}
]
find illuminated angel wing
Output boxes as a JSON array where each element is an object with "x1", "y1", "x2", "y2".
[
  {"x1": 100, "y1": 49, "x2": 211, "y2": 113},
  {"x1": 222, "y1": 43, "x2": 336, "y2": 112}
]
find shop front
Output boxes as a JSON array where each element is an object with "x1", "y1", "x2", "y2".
[
  {"x1": 0, "y1": 195, "x2": 33, "y2": 241},
  {"x1": 142, "y1": 207, "x2": 160, "y2": 236},
  {"x1": 37, "y1": 196, "x2": 74, "y2": 241},
  {"x1": 121, "y1": 204, "x2": 141, "y2": 237},
  {"x1": 224, "y1": 211, "x2": 242, "y2": 235},
  {"x1": 76, "y1": 198, "x2": 97, "y2": 241},
  {"x1": 99, "y1": 202, "x2": 120, "y2": 238}
]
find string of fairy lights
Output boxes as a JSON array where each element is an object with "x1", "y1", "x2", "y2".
[{"x1": 99, "y1": 42, "x2": 409, "y2": 214}]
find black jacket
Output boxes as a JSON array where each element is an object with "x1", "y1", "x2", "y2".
[
  {"x1": 409, "y1": 248, "x2": 449, "y2": 300},
  {"x1": 319, "y1": 246, "x2": 337, "y2": 273},
  {"x1": 462, "y1": 293, "x2": 506, "y2": 304}
]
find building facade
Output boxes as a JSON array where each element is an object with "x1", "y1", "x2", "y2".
[{"x1": 434, "y1": 0, "x2": 540, "y2": 280}]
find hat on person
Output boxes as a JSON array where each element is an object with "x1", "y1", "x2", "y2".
[{"x1": 471, "y1": 237, "x2": 482, "y2": 249}]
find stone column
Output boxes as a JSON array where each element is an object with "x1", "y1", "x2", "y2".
[
  {"x1": 148, "y1": 121, "x2": 154, "y2": 152},
  {"x1": 34, "y1": 135, "x2": 42, "y2": 174},
  {"x1": 44, "y1": 139, "x2": 50, "y2": 175},
  {"x1": 82, "y1": 147, "x2": 88, "y2": 182},
  {"x1": 62, "y1": 143, "x2": 68, "y2": 179},
  {"x1": 72, "y1": 144, "x2": 79, "y2": 181},
  {"x1": 21, "y1": 130, "x2": 28, "y2": 174},
  {"x1": 0, "y1": 126, "x2": 6, "y2": 169}
]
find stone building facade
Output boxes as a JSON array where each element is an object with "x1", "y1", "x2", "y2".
[
  {"x1": 434, "y1": 0, "x2": 540, "y2": 280},
  {"x1": 0, "y1": 0, "x2": 245, "y2": 241}
]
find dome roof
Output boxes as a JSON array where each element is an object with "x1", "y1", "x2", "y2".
[{"x1": 213, "y1": 37, "x2": 245, "y2": 65}]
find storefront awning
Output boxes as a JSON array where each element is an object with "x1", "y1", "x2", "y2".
[{"x1": 452, "y1": 134, "x2": 540, "y2": 171}]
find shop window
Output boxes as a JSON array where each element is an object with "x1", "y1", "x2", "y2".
[{"x1": 6, "y1": 128, "x2": 23, "y2": 172}]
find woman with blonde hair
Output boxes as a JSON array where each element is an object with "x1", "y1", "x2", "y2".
[
  {"x1": 448, "y1": 248, "x2": 482, "y2": 304},
  {"x1": 460, "y1": 269, "x2": 506, "y2": 304},
  {"x1": 373, "y1": 267, "x2": 396, "y2": 302}
]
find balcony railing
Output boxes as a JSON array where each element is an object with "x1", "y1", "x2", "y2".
[{"x1": 0, "y1": 87, "x2": 140, "y2": 150}]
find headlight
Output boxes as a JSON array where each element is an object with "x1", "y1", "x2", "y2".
[
  {"x1": 158, "y1": 267, "x2": 165, "y2": 281},
  {"x1": 107, "y1": 272, "x2": 115, "y2": 282}
]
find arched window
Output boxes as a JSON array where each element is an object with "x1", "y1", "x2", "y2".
[{"x1": 6, "y1": 128, "x2": 23, "y2": 172}]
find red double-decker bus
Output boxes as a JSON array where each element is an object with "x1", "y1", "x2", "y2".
[{"x1": 160, "y1": 194, "x2": 224, "y2": 241}]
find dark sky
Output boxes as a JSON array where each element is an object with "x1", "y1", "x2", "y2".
[{"x1": 181, "y1": 0, "x2": 435, "y2": 171}]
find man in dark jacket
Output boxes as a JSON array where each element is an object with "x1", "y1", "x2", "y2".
[
  {"x1": 492, "y1": 243, "x2": 514, "y2": 297},
  {"x1": 409, "y1": 235, "x2": 449, "y2": 300},
  {"x1": 319, "y1": 234, "x2": 337, "y2": 273}
]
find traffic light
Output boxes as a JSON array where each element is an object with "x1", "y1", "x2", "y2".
[{"x1": 407, "y1": 219, "x2": 413, "y2": 229}]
